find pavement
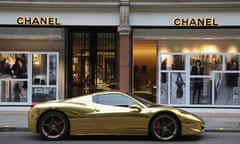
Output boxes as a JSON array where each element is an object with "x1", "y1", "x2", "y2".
[{"x1": 0, "y1": 109, "x2": 240, "y2": 132}]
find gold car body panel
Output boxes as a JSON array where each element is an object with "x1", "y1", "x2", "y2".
[
  {"x1": 91, "y1": 103, "x2": 150, "y2": 135},
  {"x1": 28, "y1": 92, "x2": 204, "y2": 137}
]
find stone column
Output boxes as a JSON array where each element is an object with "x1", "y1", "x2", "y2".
[{"x1": 118, "y1": 0, "x2": 132, "y2": 93}]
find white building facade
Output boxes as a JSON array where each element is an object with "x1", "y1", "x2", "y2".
[{"x1": 0, "y1": 0, "x2": 239, "y2": 111}]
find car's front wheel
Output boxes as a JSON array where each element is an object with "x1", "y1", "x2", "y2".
[
  {"x1": 150, "y1": 114, "x2": 180, "y2": 141},
  {"x1": 38, "y1": 111, "x2": 69, "y2": 140}
]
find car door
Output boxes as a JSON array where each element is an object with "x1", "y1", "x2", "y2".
[{"x1": 92, "y1": 93, "x2": 150, "y2": 135}]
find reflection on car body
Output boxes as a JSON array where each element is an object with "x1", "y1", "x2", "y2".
[
  {"x1": 32, "y1": 93, "x2": 55, "y2": 102},
  {"x1": 28, "y1": 91, "x2": 204, "y2": 141}
]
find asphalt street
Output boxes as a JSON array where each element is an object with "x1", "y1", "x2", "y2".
[{"x1": 0, "y1": 131, "x2": 239, "y2": 144}]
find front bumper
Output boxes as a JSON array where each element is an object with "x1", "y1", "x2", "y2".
[{"x1": 180, "y1": 113, "x2": 205, "y2": 136}]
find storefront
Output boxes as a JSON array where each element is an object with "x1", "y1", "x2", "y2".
[
  {"x1": 0, "y1": 27, "x2": 64, "y2": 106},
  {"x1": 133, "y1": 28, "x2": 240, "y2": 107},
  {"x1": 0, "y1": 1, "x2": 120, "y2": 107},
  {"x1": 0, "y1": 27, "x2": 118, "y2": 106},
  {"x1": 131, "y1": 3, "x2": 240, "y2": 108}
]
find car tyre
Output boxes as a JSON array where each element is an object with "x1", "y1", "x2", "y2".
[
  {"x1": 150, "y1": 114, "x2": 180, "y2": 141},
  {"x1": 38, "y1": 111, "x2": 69, "y2": 140}
]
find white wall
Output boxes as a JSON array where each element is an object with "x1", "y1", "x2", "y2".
[
  {"x1": 0, "y1": 7, "x2": 119, "y2": 26},
  {"x1": 130, "y1": 8, "x2": 240, "y2": 26}
]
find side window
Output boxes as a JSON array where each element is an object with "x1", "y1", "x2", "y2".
[{"x1": 93, "y1": 94, "x2": 137, "y2": 107}]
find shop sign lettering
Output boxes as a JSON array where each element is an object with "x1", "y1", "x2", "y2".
[
  {"x1": 174, "y1": 18, "x2": 218, "y2": 26},
  {"x1": 17, "y1": 16, "x2": 60, "y2": 25}
]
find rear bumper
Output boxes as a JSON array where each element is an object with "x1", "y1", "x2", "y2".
[{"x1": 28, "y1": 110, "x2": 38, "y2": 133}]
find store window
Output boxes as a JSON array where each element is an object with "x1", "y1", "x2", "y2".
[
  {"x1": 0, "y1": 27, "x2": 63, "y2": 105},
  {"x1": 0, "y1": 52, "x2": 28, "y2": 102},
  {"x1": 32, "y1": 53, "x2": 58, "y2": 103},
  {"x1": 160, "y1": 54, "x2": 186, "y2": 104},
  {"x1": 214, "y1": 54, "x2": 240, "y2": 105},
  {"x1": 0, "y1": 52, "x2": 58, "y2": 104},
  {"x1": 159, "y1": 53, "x2": 240, "y2": 106}
]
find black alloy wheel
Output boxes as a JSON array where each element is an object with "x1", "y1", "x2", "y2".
[
  {"x1": 150, "y1": 114, "x2": 180, "y2": 141},
  {"x1": 38, "y1": 111, "x2": 69, "y2": 140}
]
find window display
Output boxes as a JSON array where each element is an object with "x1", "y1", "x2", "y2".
[
  {"x1": 32, "y1": 53, "x2": 58, "y2": 103},
  {"x1": 159, "y1": 53, "x2": 240, "y2": 106},
  {"x1": 0, "y1": 52, "x2": 58, "y2": 104},
  {"x1": 0, "y1": 53, "x2": 28, "y2": 79},
  {"x1": 0, "y1": 80, "x2": 27, "y2": 102},
  {"x1": 160, "y1": 53, "x2": 186, "y2": 105},
  {"x1": 190, "y1": 60, "x2": 205, "y2": 104},
  {"x1": 0, "y1": 53, "x2": 28, "y2": 103},
  {"x1": 160, "y1": 72, "x2": 168, "y2": 104},
  {"x1": 190, "y1": 54, "x2": 222, "y2": 75},
  {"x1": 213, "y1": 55, "x2": 240, "y2": 105},
  {"x1": 160, "y1": 54, "x2": 185, "y2": 70},
  {"x1": 190, "y1": 78, "x2": 211, "y2": 104},
  {"x1": 32, "y1": 54, "x2": 47, "y2": 85},
  {"x1": 170, "y1": 72, "x2": 186, "y2": 104},
  {"x1": 49, "y1": 55, "x2": 57, "y2": 85}
]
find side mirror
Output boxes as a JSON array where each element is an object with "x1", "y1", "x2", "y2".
[{"x1": 129, "y1": 104, "x2": 142, "y2": 112}]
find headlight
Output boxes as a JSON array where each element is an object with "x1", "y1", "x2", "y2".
[
  {"x1": 178, "y1": 109, "x2": 191, "y2": 114},
  {"x1": 178, "y1": 109, "x2": 205, "y2": 124}
]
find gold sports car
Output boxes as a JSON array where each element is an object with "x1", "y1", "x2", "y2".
[{"x1": 28, "y1": 91, "x2": 204, "y2": 141}]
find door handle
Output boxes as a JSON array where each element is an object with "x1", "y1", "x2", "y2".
[{"x1": 94, "y1": 109, "x2": 100, "y2": 112}]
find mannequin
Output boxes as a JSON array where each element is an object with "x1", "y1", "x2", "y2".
[
  {"x1": 175, "y1": 73, "x2": 185, "y2": 98},
  {"x1": 226, "y1": 59, "x2": 239, "y2": 87},
  {"x1": 191, "y1": 60, "x2": 204, "y2": 104},
  {"x1": 226, "y1": 59, "x2": 239, "y2": 103}
]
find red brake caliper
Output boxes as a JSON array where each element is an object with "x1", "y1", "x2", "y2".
[
  {"x1": 58, "y1": 122, "x2": 63, "y2": 132},
  {"x1": 155, "y1": 120, "x2": 161, "y2": 134}
]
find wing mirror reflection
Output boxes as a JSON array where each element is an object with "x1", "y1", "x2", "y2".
[{"x1": 129, "y1": 104, "x2": 142, "y2": 112}]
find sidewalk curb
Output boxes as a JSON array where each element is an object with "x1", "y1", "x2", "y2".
[
  {"x1": 0, "y1": 127, "x2": 28, "y2": 132},
  {"x1": 1, "y1": 127, "x2": 240, "y2": 133},
  {"x1": 205, "y1": 129, "x2": 240, "y2": 133}
]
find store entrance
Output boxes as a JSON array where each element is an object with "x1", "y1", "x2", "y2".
[
  {"x1": 133, "y1": 40, "x2": 157, "y2": 102},
  {"x1": 68, "y1": 30, "x2": 117, "y2": 97}
]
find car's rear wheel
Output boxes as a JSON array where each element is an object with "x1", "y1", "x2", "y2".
[
  {"x1": 38, "y1": 111, "x2": 69, "y2": 140},
  {"x1": 150, "y1": 114, "x2": 180, "y2": 141}
]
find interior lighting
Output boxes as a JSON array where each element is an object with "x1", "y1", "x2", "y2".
[
  {"x1": 182, "y1": 47, "x2": 191, "y2": 53},
  {"x1": 159, "y1": 46, "x2": 169, "y2": 53},
  {"x1": 227, "y1": 45, "x2": 238, "y2": 53},
  {"x1": 201, "y1": 45, "x2": 218, "y2": 53}
]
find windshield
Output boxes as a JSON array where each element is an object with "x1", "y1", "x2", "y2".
[{"x1": 131, "y1": 94, "x2": 154, "y2": 107}]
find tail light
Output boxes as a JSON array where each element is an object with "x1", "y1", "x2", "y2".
[{"x1": 31, "y1": 102, "x2": 39, "y2": 107}]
